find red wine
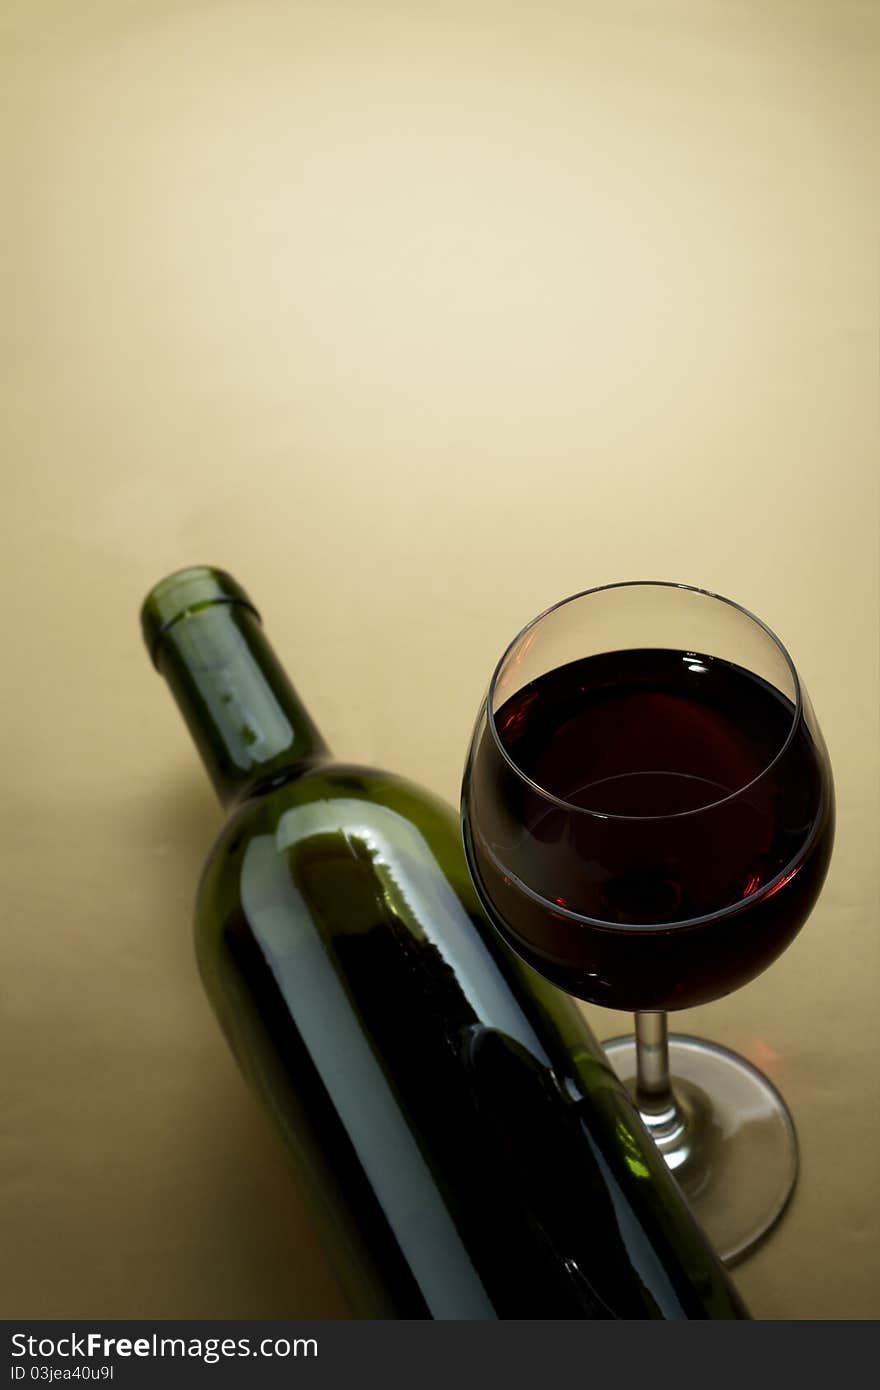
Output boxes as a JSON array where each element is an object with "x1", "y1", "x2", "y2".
[{"x1": 464, "y1": 648, "x2": 833, "y2": 1011}]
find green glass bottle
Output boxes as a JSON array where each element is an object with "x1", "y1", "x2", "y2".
[{"x1": 141, "y1": 566, "x2": 749, "y2": 1321}]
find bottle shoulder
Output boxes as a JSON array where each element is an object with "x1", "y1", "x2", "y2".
[
  {"x1": 198, "y1": 761, "x2": 467, "y2": 912},
  {"x1": 233, "y1": 760, "x2": 454, "y2": 832}
]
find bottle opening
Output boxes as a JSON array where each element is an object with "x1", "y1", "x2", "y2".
[{"x1": 140, "y1": 565, "x2": 261, "y2": 668}]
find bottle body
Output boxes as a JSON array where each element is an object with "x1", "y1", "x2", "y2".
[
  {"x1": 196, "y1": 762, "x2": 748, "y2": 1319},
  {"x1": 142, "y1": 567, "x2": 748, "y2": 1320}
]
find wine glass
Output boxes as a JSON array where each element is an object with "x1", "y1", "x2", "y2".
[{"x1": 461, "y1": 582, "x2": 834, "y2": 1265}]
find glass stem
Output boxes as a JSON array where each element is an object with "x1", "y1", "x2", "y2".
[
  {"x1": 635, "y1": 1011, "x2": 673, "y2": 1111},
  {"x1": 633, "y1": 1011, "x2": 690, "y2": 1160}
]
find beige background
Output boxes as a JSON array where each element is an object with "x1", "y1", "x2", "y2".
[{"x1": 2, "y1": 0, "x2": 877, "y2": 1320}]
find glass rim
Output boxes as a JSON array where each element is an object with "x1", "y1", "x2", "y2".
[{"x1": 485, "y1": 579, "x2": 804, "y2": 824}]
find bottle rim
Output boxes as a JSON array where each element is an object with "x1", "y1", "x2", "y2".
[{"x1": 140, "y1": 565, "x2": 261, "y2": 668}]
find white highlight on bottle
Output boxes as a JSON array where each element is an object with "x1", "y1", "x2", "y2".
[{"x1": 240, "y1": 797, "x2": 553, "y2": 1320}]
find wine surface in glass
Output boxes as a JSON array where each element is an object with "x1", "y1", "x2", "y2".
[{"x1": 465, "y1": 648, "x2": 833, "y2": 1010}]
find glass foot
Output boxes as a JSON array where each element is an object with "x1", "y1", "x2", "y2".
[{"x1": 602, "y1": 1033, "x2": 799, "y2": 1267}]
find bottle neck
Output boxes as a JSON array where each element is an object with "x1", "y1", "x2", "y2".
[{"x1": 144, "y1": 571, "x2": 329, "y2": 808}]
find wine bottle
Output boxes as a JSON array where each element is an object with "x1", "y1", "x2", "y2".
[{"x1": 140, "y1": 566, "x2": 749, "y2": 1320}]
